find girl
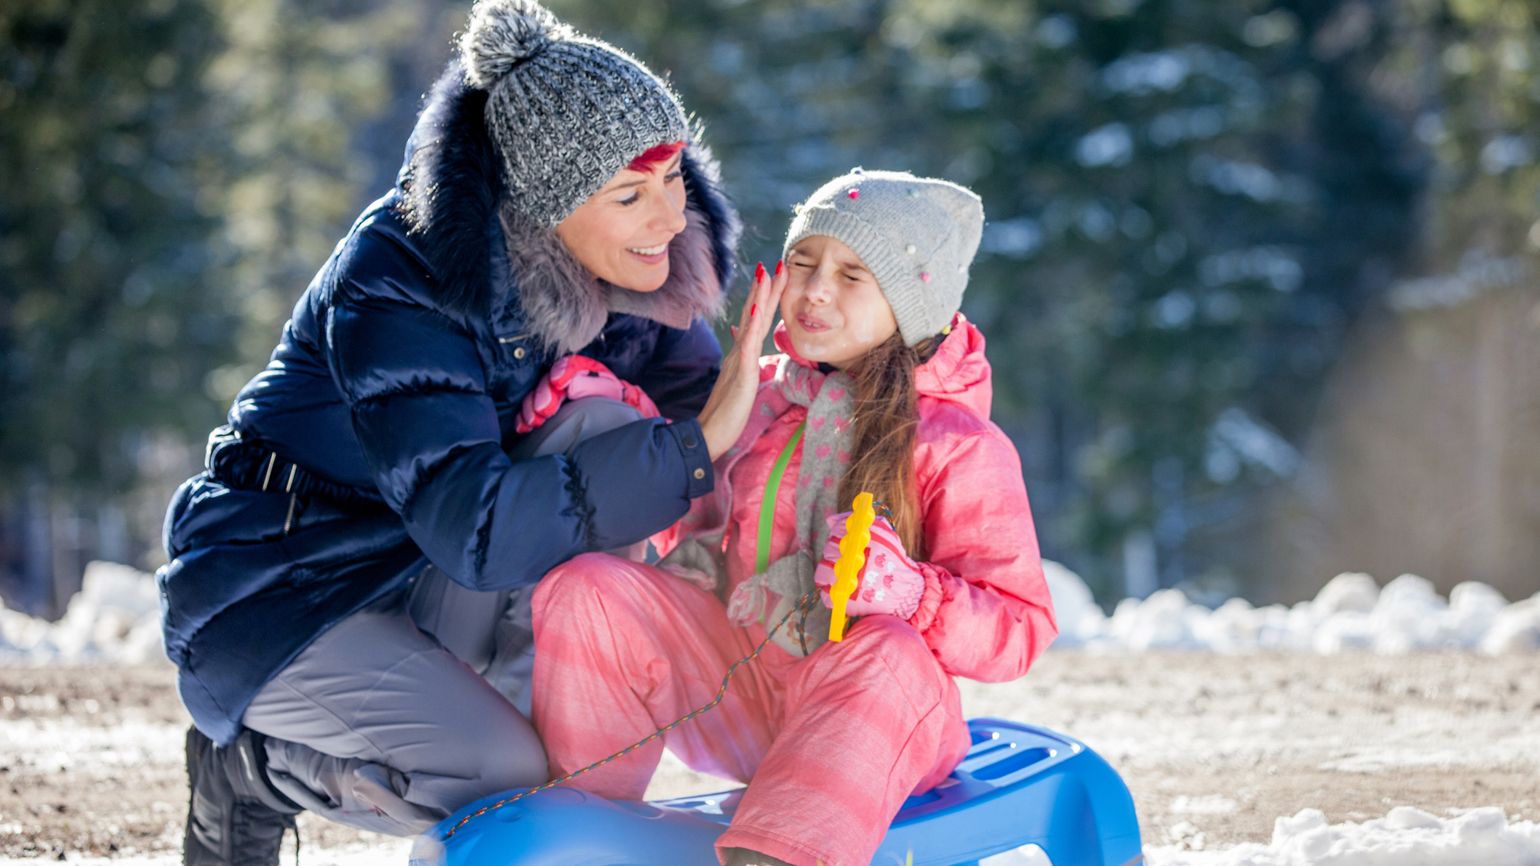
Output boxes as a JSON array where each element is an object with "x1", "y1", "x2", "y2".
[{"x1": 530, "y1": 169, "x2": 1058, "y2": 866}]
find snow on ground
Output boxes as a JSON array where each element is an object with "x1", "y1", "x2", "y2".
[
  {"x1": 4, "y1": 806, "x2": 1536, "y2": 866},
  {"x1": 3, "y1": 563, "x2": 1537, "y2": 865},
  {"x1": 0, "y1": 845, "x2": 414, "y2": 866},
  {"x1": 3, "y1": 653, "x2": 1536, "y2": 865},
  {"x1": 985, "y1": 808, "x2": 1540, "y2": 865},
  {"x1": 9, "y1": 560, "x2": 1537, "y2": 664},
  {"x1": 1143, "y1": 807, "x2": 1540, "y2": 866}
]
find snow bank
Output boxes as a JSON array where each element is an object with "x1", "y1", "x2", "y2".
[
  {"x1": 0, "y1": 562, "x2": 164, "y2": 664},
  {"x1": 1046, "y1": 566, "x2": 1540, "y2": 654},
  {"x1": 1147, "y1": 806, "x2": 1540, "y2": 865},
  {"x1": 2, "y1": 561, "x2": 1537, "y2": 664}
]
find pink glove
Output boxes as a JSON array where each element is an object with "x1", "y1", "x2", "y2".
[
  {"x1": 516, "y1": 355, "x2": 660, "y2": 434},
  {"x1": 813, "y1": 513, "x2": 925, "y2": 620}
]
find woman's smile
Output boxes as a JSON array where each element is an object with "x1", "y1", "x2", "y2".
[{"x1": 627, "y1": 243, "x2": 670, "y2": 265}]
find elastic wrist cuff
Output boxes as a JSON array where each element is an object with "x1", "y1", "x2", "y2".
[{"x1": 667, "y1": 418, "x2": 714, "y2": 498}]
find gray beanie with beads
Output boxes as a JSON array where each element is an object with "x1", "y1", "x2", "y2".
[
  {"x1": 461, "y1": 0, "x2": 690, "y2": 226},
  {"x1": 784, "y1": 168, "x2": 985, "y2": 347}
]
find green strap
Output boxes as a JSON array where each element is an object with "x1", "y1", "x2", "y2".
[{"x1": 755, "y1": 421, "x2": 806, "y2": 575}]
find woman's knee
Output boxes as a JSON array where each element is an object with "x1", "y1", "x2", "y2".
[
  {"x1": 423, "y1": 705, "x2": 549, "y2": 801},
  {"x1": 474, "y1": 728, "x2": 549, "y2": 792},
  {"x1": 513, "y1": 397, "x2": 644, "y2": 459}
]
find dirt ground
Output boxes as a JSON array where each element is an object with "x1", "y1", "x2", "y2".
[{"x1": 2, "y1": 651, "x2": 1536, "y2": 860}]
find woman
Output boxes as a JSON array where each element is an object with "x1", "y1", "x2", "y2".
[{"x1": 156, "y1": 1, "x2": 771, "y2": 862}]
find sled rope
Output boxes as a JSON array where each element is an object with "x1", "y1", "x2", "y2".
[{"x1": 441, "y1": 589, "x2": 820, "y2": 840}]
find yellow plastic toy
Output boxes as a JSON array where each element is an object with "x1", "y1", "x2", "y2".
[{"x1": 829, "y1": 492, "x2": 877, "y2": 642}]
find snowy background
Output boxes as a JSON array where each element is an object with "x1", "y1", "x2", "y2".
[
  {"x1": 3, "y1": 561, "x2": 1538, "y2": 865},
  {"x1": 7, "y1": 2, "x2": 1540, "y2": 863},
  {"x1": 7, "y1": 561, "x2": 1540, "y2": 665}
]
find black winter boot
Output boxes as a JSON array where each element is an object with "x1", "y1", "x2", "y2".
[{"x1": 183, "y1": 726, "x2": 303, "y2": 866}]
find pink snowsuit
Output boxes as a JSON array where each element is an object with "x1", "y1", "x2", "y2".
[{"x1": 531, "y1": 317, "x2": 1058, "y2": 866}]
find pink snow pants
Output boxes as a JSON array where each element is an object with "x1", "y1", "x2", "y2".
[{"x1": 532, "y1": 553, "x2": 971, "y2": 866}]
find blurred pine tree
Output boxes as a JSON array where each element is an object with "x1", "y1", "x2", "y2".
[
  {"x1": 3, "y1": 0, "x2": 1535, "y2": 607},
  {"x1": 1, "y1": 0, "x2": 235, "y2": 492},
  {"x1": 555, "y1": 0, "x2": 1432, "y2": 599}
]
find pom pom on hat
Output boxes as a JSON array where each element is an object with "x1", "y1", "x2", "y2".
[
  {"x1": 461, "y1": 0, "x2": 568, "y2": 87},
  {"x1": 453, "y1": 0, "x2": 689, "y2": 226}
]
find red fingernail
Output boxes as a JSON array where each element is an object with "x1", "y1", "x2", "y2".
[
  {"x1": 774, "y1": 260, "x2": 784, "y2": 276},
  {"x1": 755, "y1": 261, "x2": 766, "y2": 281},
  {"x1": 750, "y1": 303, "x2": 758, "y2": 317}
]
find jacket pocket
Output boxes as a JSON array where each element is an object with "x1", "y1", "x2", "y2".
[{"x1": 488, "y1": 329, "x2": 541, "y2": 404}]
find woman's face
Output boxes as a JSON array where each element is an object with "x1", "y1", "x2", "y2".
[
  {"x1": 555, "y1": 151, "x2": 688, "y2": 292},
  {"x1": 779, "y1": 235, "x2": 898, "y2": 370}
]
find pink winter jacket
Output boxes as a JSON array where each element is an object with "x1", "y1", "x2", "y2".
[{"x1": 662, "y1": 315, "x2": 1058, "y2": 683}]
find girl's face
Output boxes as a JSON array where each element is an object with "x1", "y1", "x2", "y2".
[
  {"x1": 780, "y1": 235, "x2": 898, "y2": 369},
  {"x1": 555, "y1": 152, "x2": 688, "y2": 292}
]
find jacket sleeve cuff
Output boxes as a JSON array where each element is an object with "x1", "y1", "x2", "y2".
[
  {"x1": 907, "y1": 561, "x2": 950, "y2": 634},
  {"x1": 663, "y1": 418, "x2": 714, "y2": 499}
]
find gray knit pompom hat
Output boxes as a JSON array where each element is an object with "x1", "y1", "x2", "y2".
[
  {"x1": 784, "y1": 169, "x2": 985, "y2": 347},
  {"x1": 460, "y1": 0, "x2": 690, "y2": 226}
]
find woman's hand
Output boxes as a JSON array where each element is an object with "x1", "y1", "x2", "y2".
[
  {"x1": 813, "y1": 513, "x2": 926, "y2": 620},
  {"x1": 697, "y1": 261, "x2": 787, "y2": 460}
]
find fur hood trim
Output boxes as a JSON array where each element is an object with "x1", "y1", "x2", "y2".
[{"x1": 397, "y1": 61, "x2": 740, "y2": 344}]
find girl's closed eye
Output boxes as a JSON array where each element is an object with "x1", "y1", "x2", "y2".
[{"x1": 778, "y1": 234, "x2": 899, "y2": 368}]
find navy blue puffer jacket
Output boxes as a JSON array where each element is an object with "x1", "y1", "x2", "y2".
[{"x1": 158, "y1": 64, "x2": 740, "y2": 745}]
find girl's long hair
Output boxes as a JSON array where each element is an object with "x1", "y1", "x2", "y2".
[{"x1": 837, "y1": 331, "x2": 941, "y2": 561}]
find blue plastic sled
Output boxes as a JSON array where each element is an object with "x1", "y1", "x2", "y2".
[{"x1": 411, "y1": 718, "x2": 1142, "y2": 866}]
